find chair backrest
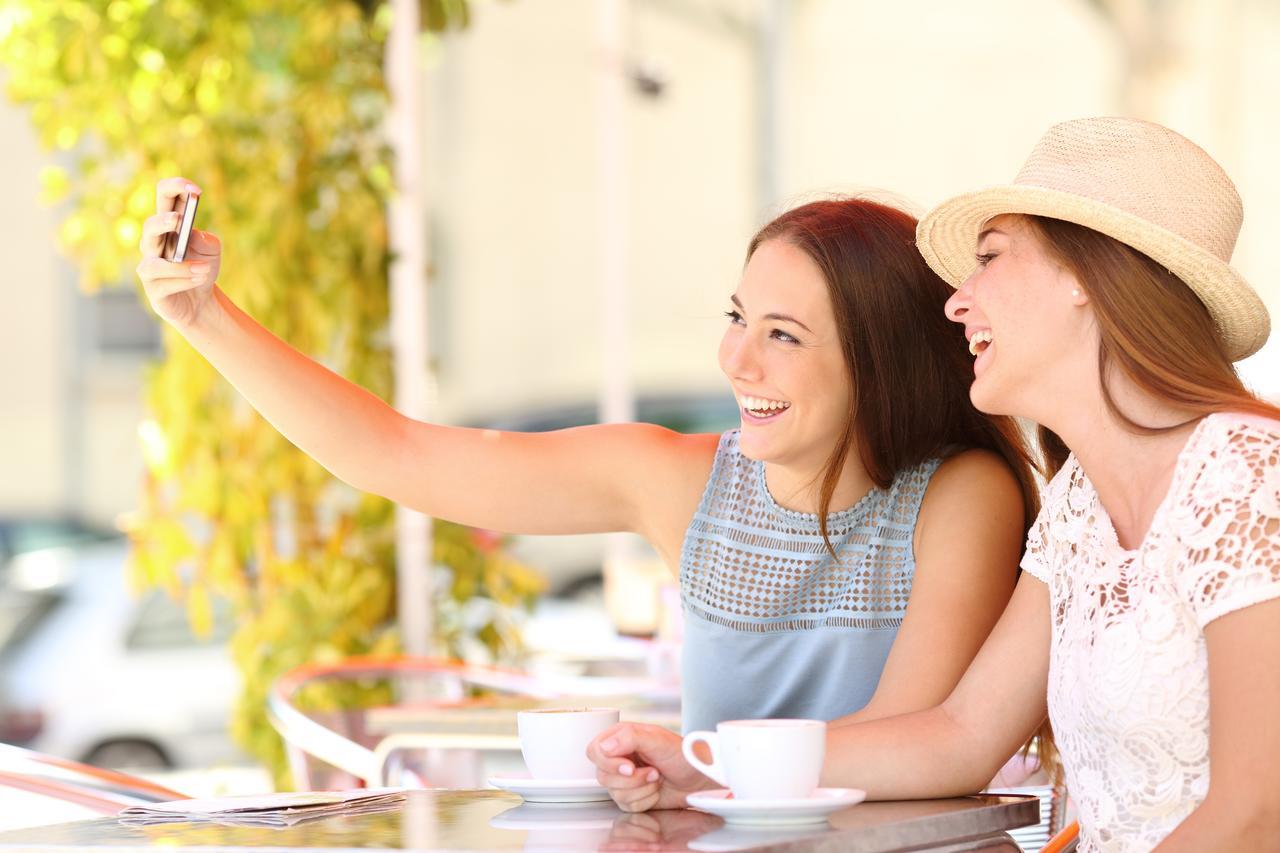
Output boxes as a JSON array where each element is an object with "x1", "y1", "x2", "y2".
[
  {"x1": 0, "y1": 742, "x2": 187, "y2": 815},
  {"x1": 267, "y1": 654, "x2": 681, "y2": 789}
]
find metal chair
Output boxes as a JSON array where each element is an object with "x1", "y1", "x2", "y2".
[
  {"x1": 1040, "y1": 821, "x2": 1079, "y2": 853},
  {"x1": 0, "y1": 742, "x2": 187, "y2": 815},
  {"x1": 267, "y1": 654, "x2": 680, "y2": 790}
]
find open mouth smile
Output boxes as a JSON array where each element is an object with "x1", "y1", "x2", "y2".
[{"x1": 739, "y1": 394, "x2": 791, "y2": 421}]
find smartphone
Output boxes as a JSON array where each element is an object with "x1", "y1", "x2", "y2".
[{"x1": 163, "y1": 191, "x2": 200, "y2": 262}]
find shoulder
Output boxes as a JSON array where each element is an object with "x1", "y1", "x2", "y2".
[
  {"x1": 1178, "y1": 411, "x2": 1280, "y2": 500},
  {"x1": 1199, "y1": 410, "x2": 1280, "y2": 458},
  {"x1": 605, "y1": 422, "x2": 721, "y2": 471},
  {"x1": 922, "y1": 448, "x2": 1023, "y2": 512},
  {"x1": 914, "y1": 448, "x2": 1026, "y2": 553},
  {"x1": 607, "y1": 423, "x2": 720, "y2": 499}
]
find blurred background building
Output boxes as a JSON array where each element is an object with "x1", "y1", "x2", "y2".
[
  {"x1": 4, "y1": 0, "x2": 1278, "y2": 531},
  {"x1": 4, "y1": 0, "x2": 1280, "y2": 528}
]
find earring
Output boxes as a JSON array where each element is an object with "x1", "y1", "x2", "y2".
[{"x1": 1071, "y1": 288, "x2": 1081, "y2": 298}]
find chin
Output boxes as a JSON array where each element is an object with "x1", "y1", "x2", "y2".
[
  {"x1": 735, "y1": 427, "x2": 777, "y2": 463},
  {"x1": 968, "y1": 381, "x2": 1010, "y2": 417}
]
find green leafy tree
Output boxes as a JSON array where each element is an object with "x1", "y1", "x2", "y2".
[{"x1": 0, "y1": 0, "x2": 543, "y2": 786}]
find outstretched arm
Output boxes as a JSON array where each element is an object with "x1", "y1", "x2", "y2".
[{"x1": 136, "y1": 178, "x2": 715, "y2": 540}]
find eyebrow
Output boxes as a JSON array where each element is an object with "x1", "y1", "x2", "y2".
[
  {"x1": 976, "y1": 226, "x2": 1007, "y2": 246},
  {"x1": 730, "y1": 294, "x2": 814, "y2": 334}
]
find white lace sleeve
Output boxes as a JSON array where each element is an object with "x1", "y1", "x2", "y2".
[
  {"x1": 1019, "y1": 461, "x2": 1077, "y2": 585},
  {"x1": 1020, "y1": 506, "x2": 1052, "y2": 583},
  {"x1": 1171, "y1": 416, "x2": 1280, "y2": 628}
]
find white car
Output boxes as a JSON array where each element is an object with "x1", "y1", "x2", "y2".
[{"x1": 0, "y1": 539, "x2": 246, "y2": 770}]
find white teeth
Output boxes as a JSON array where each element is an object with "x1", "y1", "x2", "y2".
[
  {"x1": 968, "y1": 329, "x2": 993, "y2": 356},
  {"x1": 741, "y1": 395, "x2": 791, "y2": 413}
]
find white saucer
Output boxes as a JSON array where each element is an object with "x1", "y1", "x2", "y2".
[
  {"x1": 686, "y1": 788, "x2": 866, "y2": 826},
  {"x1": 688, "y1": 824, "x2": 833, "y2": 852},
  {"x1": 488, "y1": 773, "x2": 612, "y2": 803},
  {"x1": 489, "y1": 801, "x2": 621, "y2": 831}
]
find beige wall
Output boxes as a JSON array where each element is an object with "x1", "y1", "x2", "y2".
[
  {"x1": 0, "y1": 89, "x2": 66, "y2": 515},
  {"x1": 2, "y1": 0, "x2": 1279, "y2": 526},
  {"x1": 424, "y1": 0, "x2": 756, "y2": 422}
]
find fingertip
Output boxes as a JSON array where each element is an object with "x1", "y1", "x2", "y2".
[
  {"x1": 646, "y1": 769, "x2": 659, "y2": 783},
  {"x1": 618, "y1": 762, "x2": 633, "y2": 777},
  {"x1": 600, "y1": 736, "x2": 618, "y2": 753}
]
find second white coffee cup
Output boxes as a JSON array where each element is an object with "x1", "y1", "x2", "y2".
[
  {"x1": 681, "y1": 718, "x2": 826, "y2": 800},
  {"x1": 517, "y1": 707, "x2": 620, "y2": 780}
]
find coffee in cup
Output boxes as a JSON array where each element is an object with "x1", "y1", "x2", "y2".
[
  {"x1": 517, "y1": 707, "x2": 620, "y2": 780},
  {"x1": 681, "y1": 718, "x2": 825, "y2": 799}
]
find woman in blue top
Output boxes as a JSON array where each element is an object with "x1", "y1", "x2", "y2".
[{"x1": 138, "y1": 184, "x2": 1040, "y2": 761}]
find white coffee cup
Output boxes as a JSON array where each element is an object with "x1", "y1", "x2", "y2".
[
  {"x1": 517, "y1": 707, "x2": 620, "y2": 780},
  {"x1": 681, "y1": 719, "x2": 826, "y2": 800}
]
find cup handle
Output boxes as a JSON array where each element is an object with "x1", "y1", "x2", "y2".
[{"x1": 681, "y1": 730, "x2": 727, "y2": 787}]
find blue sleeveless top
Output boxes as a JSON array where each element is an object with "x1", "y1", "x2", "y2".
[{"x1": 679, "y1": 431, "x2": 942, "y2": 733}]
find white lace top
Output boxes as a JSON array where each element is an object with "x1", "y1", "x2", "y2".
[{"x1": 1022, "y1": 411, "x2": 1280, "y2": 852}]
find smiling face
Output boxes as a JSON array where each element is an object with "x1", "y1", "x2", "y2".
[
  {"x1": 944, "y1": 214, "x2": 1092, "y2": 418},
  {"x1": 718, "y1": 238, "x2": 852, "y2": 470}
]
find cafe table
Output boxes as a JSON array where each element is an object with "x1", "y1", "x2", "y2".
[{"x1": 0, "y1": 788, "x2": 1039, "y2": 852}]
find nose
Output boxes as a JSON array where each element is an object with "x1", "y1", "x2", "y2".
[
  {"x1": 944, "y1": 278, "x2": 974, "y2": 324},
  {"x1": 719, "y1": 328, "x2": 763, "y2": 382}
]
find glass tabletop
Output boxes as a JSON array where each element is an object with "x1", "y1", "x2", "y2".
[{"x1": 0, "y1": 788, "x2": 1038, "y2": 852}]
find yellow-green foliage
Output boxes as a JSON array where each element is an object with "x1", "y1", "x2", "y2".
[{"x1": 0, "y1": 0, "x2": 543, "y2": 786}]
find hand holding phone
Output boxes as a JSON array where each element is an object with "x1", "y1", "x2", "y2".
[{"x1": 163, "y1": 190, "x2": 200, "y2": 262}]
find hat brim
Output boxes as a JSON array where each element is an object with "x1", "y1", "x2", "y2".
[{"x1": 916, "y1": 184, "x2": 1270, "y2": 361}]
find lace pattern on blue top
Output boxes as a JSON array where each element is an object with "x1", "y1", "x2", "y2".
[{"x1": 680, "y1": 431, "x2": 940, "y2": 633}]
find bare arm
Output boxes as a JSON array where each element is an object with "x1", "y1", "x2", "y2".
[
  {"x1": 823, "y1": 571, "x2": 1051, "y2": 799},
  {"x1": 1154, "y1": 598, "x2": 1280, "y2": 850},
  {"x1": 136, "y1": 178, "x2": 716, "y2": 539},
  {"x1": 831, "y1": 449, "x2": 1023, "y2": 726}
]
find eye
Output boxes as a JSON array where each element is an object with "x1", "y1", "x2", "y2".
[
  {"x1": 724, "y1": 310, "x2": 745, "y2": 325},
  {"x1": 975, "y1": 252, "x2": 997, "y2": 267},
  {"x1": 770, "y1": 329, "x2": 799, "y2": 344}
]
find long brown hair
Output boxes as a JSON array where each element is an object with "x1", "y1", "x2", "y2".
[
  {"x1": 747, "y1": 198, "x2": 1041, "y2": 548},
  {"x1": 1023, "y1": 214, "x2": 1280, "y2": 478}
]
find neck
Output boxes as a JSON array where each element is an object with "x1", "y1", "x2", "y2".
[
  {"x1": 1034, "y1": 372, "x2": 1202, "y2": 549},
  {"x1": 764, "y1": 446, "x2": 875, "y2": 516}
]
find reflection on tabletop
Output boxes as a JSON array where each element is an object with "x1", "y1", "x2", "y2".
[{"x1": 0, "y1": 789, "x2": 1038, "y2": 851}]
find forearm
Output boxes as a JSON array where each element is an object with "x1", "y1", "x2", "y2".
[
  {"x1": 183, "y1": 286, "x2": 409, "y2": 497},
  {"x1": 1155, "y1": 794, "x2": 1280, "y2": 851},
  {"x1": 822, "y1": 705, "x2": 1000, "y2": 800}
]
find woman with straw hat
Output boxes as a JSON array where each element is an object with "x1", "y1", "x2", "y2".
[{"x1": 591, "y1": 117, "x2": 1280, "y2": 850}]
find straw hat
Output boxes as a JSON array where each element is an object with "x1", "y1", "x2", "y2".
[{"x1": 915, "y1": 117, "x2": 1270, "y2": 361}]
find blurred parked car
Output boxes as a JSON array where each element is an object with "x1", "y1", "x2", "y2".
[
  {"x1": 0, "y1": 536, "x2": 245, "y2": 770},
  {"x1": 469, "y1": 391, "x2": 740, "y2": 596},
  {"x1": 0, "y1": 517, "x2": 117, "y2": 584}
]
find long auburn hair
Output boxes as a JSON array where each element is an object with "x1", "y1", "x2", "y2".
[
  {"x1": 1011, "y1": 214, "x2": 1280, "y2": 781},
  {"x1": 747, "y1": 198, "x2": 1041, "y2": 547},
  {"x1": 1023, "y1": 214, "x2": 1280, "y2": 478}
]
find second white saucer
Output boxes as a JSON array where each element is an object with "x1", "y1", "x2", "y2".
[
  {"x1": 488, "y1": 773, "x2": 612, "y2": 804},
  {"x1": 686, "y1": 787, "x2": 866, "y2": 826}
]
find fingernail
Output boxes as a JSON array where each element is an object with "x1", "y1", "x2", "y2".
[
  {"x1": 600, "y1": 737, "x2": 617, "y2": 752},
  {"x1": 646, "y1": 769, "x2": 659, "y2": 782},
  {"x1": 619, "y1": 763, "x2": 633, "y2": 777}
]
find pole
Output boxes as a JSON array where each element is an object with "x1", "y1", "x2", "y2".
[{"x1": 387, "y1": 0, "x2": 434, "y2": 656}]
